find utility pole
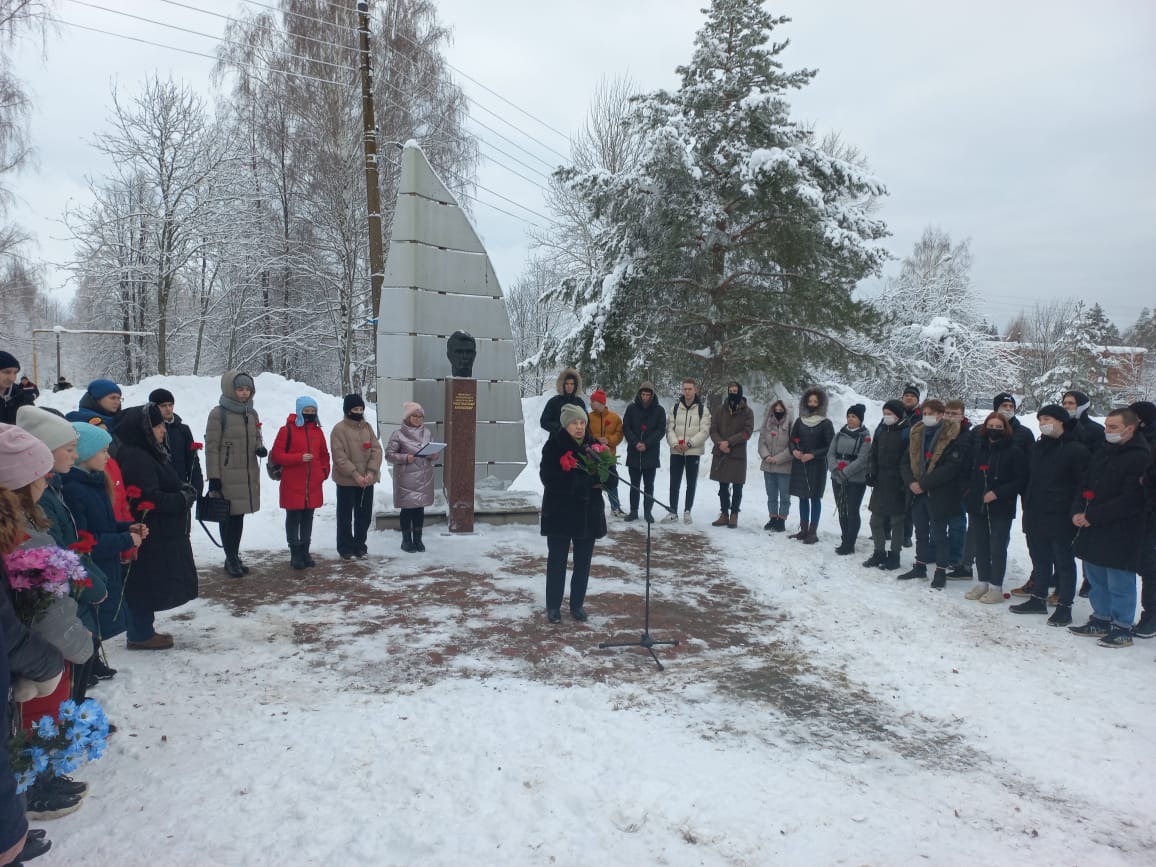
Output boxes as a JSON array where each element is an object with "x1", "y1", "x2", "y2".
[{"x1": 357, "y1": 0, "x2": 385, "y2": 353}]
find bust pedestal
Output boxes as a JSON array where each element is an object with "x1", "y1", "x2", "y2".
[{"x1": 443, "y1": 377, "x2": 477, "y2": 533}]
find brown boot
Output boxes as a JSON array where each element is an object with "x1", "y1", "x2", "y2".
[
  {"x1": 789, "y1": 524, "x2": 808, "y2": 540},
  {"x1": 727, "y1": 511, "x2": 738, "y2": 528},
  {"x1": 1010, "y1": 578, "x2": 1035, "y2": 597},
  {"x1": 802, "y1": 523, "x2": 819, "y2": 544},
  {"x1": 126, "y1": 634, "x2": 174, "y2": 651},
  {"x1": 711, "y1": 513, "x2": 729, "y2": 527}
]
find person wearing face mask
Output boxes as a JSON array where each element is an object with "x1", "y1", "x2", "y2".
[
  {"x1": 1068, "y1": 408, "x2": 1151, "y2": 647},
  {"x1": 898, "y1": 399, "x2": 964, "y2": 588},
  {"x1": 1128, "y1": 401, "x2": 1156, "y2": 638},
  {"x1": 758, "y1": 398, "x2": 794, "y2": 532},
  {"x1": 942, "y1": 400, "x2": 975, "y2": 579},
  {"x1": 622, "y1": 381, "x2": 667, "y2": 523},
  {"x1": 961, "y1": 412, "x2": 1028, "y2": 603},
  {"x1": 827, "y1": 404, "x2": 871, "y2": 555},
  {"x1": 331, "y1": 395, "x2": 383, "y2": 560},
  {"x1": 1062, "y1": 390, "x2": 1105, "y2": 454},
  {"x1": 864, "y1": 400, "x2": 909, "y2": 570},
  {"x1": 788, "y1": 386, "x2": 835, "y2": 544},
  {"x1": 992, "y1": 392, "x2": 1035, "y2": 456},
  {"x1": 272, "y1": 397, "x2": 331, "y2": 570},
  {"x1": 709, "y1": 382, "x2": 755, "y2": 528},
  {"x1": 1009, "y1": 405, "x2": 1089, "y2": 625}
]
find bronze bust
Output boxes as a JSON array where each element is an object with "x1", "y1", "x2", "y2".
[{"x1": 447, "y1": 331, "x2": 477, "y2": 378}]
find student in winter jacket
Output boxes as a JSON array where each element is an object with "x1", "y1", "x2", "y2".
[
  {"x1": 942, "y1": 400, "x2": 974, "y2": 576},
  {"x1": 993, "y1": 392, "x2": 1035, "y2": 456},
  {"x1": 331, "y1": 394, "x2": 383, "y2": 560},
  {"x1": 1129, "y1": 400, "x2": 1156, "y2": 638},
  {"x1": 895, "y1": 384, "x2": 923, "y2": 547},
  {"x1": 205, "y1": 371, "x2": 266, "y2": 577},
  {"x1": 149, "y1": 387, "x2": 204, "y2": 498},
  {"x1": 864, "y1": 400, "x2": 909, "y2": 570},
  {"x1": 1068, "y1": 407, "x2": 1152, "y2": 647},
  {"x1": 539, "y1": 367, "x2": 586, "y2": 434},
  {"x1": 710, "y1": 382, "x2": 755, "y2": 528},
  {"x1": 114, "y1": 404, "x2": 199, "y2": 650},
  {"x1": 0, "y1": 351, "x2": 35, "y2": 425},
  {"x1": 758, "y1": 398, "x2": 793, "y2": 532},
  {"x1": 62, "y1": 422, "x2": 142, "y2": 642},
  {"x1": 665, "y1": 379, "x2": 711, "y2": 523},
  {"x1": 789, "y1": 386, "x2": 835, "y2": 544},
  {"x1": 1062, "y1": 390, "x2": 1105, "y2": 454},
  {"x1": 622, "y1": 381, "x2": 666, "y2": 523},
  {"x1": 271, "y1": 397, "x2": 331, "y2": 570},
  {"x1": 961, "y1": 412, "x2": 1029, "y2": 604},
  {"x1": 538, "y1": 403, "x2": 606, "y2": 623},
  {"x1": 386, "y1": 401, "x2": 435, "y2": 553},
  {"x1": 827, "y1": 404, "x2": 871, "y2": 555},
  {"x1": 74, "y1": 379, "x2": 122, "y2": 428},
  {"x1": 899, "y1": 399, "x2": 965, "y2": 588},
  {"x1": 1009, "y1": 405, "x2": 1090, "y2": 626},
  {"x1": 587, "y1": 389, "x2": 624, "y2": 518}
]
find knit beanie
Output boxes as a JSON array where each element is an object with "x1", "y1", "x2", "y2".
[
  {"x1": 559, "y1": 403, "x2": 587, "y2": 430},
  {"x1": 343, "y1": 394, "x2": 365, "y2": 414},
  {"x1": 993, "y1": 392, "x2": 1017, "y2": 411},
  {"x1": 0, "y1": 350, "x2": 18, "y2": 371},
  {"x1": 589, "y1": 388, "x2": 608, "y2": 406},
  {"x1": 0, "y1": 423, "x2": 54, "y2": 489},
  {"x1": 1130, "y1": 401, "x2": 1156, "y2": 429},
  {"x1": 295, "y1": 396, "x2": 319, "y2": 427},
  {"x1": 902, "y1": 384, "x2": 920, "y2": 400},
  {"x1": 16, "y1": 405, "x2": 79, "y2": 451},
  {"x1": 847, "y1": 404, "x2": 866, "y2": 423},
  {"x1": 882, "y1": 399, "x2": 905, "y2": 419},
  {"x1": 1036, "y1": 404, "x2": 1069, "y2": 425},
  {"x1": 403, "y1": 401, "x2": 424, "y2": 421},
  {"x1": 73, "y1": 421, "x2": 112, "y2": 462},
  {"x1": 86, "y1": 379, "x2": 122, "y2": 400},
  {"x1": 148, "y1": 387, "x2": 176, "y2": 406},
  {"x1": 146, "y1": 402, "x2": 165, "y2": 428}
]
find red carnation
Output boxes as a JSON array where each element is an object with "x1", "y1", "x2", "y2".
[
  {"x1": 864, "y1": 436, "x2": 871, "y2": 443},
  {"x1": 68, "y1": 529, "x2": 97, "y2": 554},
  {"x1": 362, "y1": 442, "x2": 372, "y2": 449},
  {"x1": 138, "y1": 500, "x2": 156, "y2": 514},
  {"x1": 793, "y1": 437, "x2": 801, "y2": 444},
  {"x1": 124, "y1": 485, "x2": 142, "y2": 500},
  {"x1": 925, "y1": 451, "x2": 933, "y2": 460},
  {"x1": 837, "y1": 461, "x2": 848, "y2": 471},
  {"x1": 560, "y1": 452, "x2": 579, "y2": 472},
  {"x1": 256, "y1": 422, "x2": 263, "y2": 429},
  {"x1": 190, "y1": 442, "x2": 204, "y2": 451},
  {"x1": 979, "y1": 465, "x2": 989, "y2": 472},
  {"x1": 1082, "y1": 490, "x2": 1095, "y2": 501}
]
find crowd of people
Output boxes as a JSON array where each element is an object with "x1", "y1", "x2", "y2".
[{"x1": 536, "y1": 370, "x2": 1156, "y2": 649}]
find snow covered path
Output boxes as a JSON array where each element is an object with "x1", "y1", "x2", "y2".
[{"x1": 42, "y1": 519, "x2": 1156, "y2": 867}]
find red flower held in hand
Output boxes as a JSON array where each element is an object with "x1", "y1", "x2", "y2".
[
  {"x1": 925, "y1": 451, "x2": 933, "y2": 460},
  {"x1": 837, "y1": 461, "x2": 848, "y2": 471},
  {"x1": 793, "y1": 437, "x2": 801, "y2": 444},
  {"x1": 68, "y1": 530, "x2": 97, "y2": 555},
  {"x1": 979, "y1": 465, "x2": 989, "y2": 472},
  {"x1": 1082, "y1": 490, "x2": 1095, "y2": 501},
  {"x1": 362, "y1": 442, "x2": 372, "y2": 449},
  {"x1": 124, "y1": 485, "x2": 142, "y2": 500},
  {"x1": 137, "y1": 501, "x2": 156, "y2": 516},
  {"x1": 190, "y1": 442, "x2": 204, "y2": 451},
  {"x1": 559, "y1": 452, "x2": 579, "y2": 472}
]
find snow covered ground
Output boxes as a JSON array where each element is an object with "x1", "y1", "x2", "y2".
[{"x1": 30, "y1": 379, "x2": 1156, "y2": 866}]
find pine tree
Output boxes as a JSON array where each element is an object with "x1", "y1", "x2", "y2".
[{"x1": 545, "y1": 0, "x2": 888, "y2": 396}]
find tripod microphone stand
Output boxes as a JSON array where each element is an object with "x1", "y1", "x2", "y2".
[{"x1": 599, "y1": 474, "x2": 680, "y2": 671}]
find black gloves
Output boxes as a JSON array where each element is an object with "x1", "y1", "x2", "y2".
[
  {"x1": 255, "y1": 446, "x2": 268, "y2": 458},
  {"x1": 180, "y1": 483, "x2": 198, "y2": 508},
  {"x1": 207, "y1": 478, "x2": 222, "y2": 493}
]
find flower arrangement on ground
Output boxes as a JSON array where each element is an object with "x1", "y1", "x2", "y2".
[{"x1": 7, "y1": 699, "x2": 111, "y2": 794}]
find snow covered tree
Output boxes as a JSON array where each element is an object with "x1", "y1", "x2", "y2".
[
  {"x1": 545, "y1": 1, "x2": 888, "y2": 397},
  {"x1": 858, "y1": 228, "x2": 1018, "y2": 402},
  {"x1": 1026, "y1": 300, "x2": 1114, "y2": 408},
  {"x1": 1124, "y1": 307, "x2": 1156, "y2": 351}
]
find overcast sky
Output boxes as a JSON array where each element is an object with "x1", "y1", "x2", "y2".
[{"x1": 9, "y1": 0, "x2": 1155, "y2": 332}]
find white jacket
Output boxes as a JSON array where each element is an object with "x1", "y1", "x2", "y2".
[{"x1": 666, "y1": 397, "x2": 712, "y2": 456}]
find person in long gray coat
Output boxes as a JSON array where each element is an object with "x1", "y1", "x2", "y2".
[
  {"x1": 827, "y1": 404, "x2": 871, "y2": 556},
  {"x1": 386, "y1": 401, "x2": 435, "y2": 553},
  {"x1": 205, "y1": 371, "x2": 266, "y2": 577}
]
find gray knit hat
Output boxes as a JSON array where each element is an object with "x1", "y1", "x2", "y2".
[
  {"x1": 559, "y1": 403, "x2": 587, "y2": 430},
  {"x1": 16, "y1": 405, "x2": 79, "y2": 451}
]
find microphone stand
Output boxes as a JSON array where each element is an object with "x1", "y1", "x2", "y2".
[{"x1": 599, "y1": 470, "x2": 680, "y2": 671}]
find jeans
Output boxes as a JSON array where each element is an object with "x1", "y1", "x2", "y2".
[
  {"x1": 763, "y1": 472, "x2": 791, "y2": 516},
  {"x1": 669, "y1": 454, "x2": 700, "y2": 513},
  {"x1": 285, "y1": 508, "x2": 315, "y2": 547},
  {"x1": 336, "y1": 484, "x2": 375, "y2": 555},
  {"x1": 125, "y1": 605, "x2": 155, "y2": 642},
  {"x1": 833, "y1": 481, "x2": 866, "y2": 544},
  {"x1": 911, "y1": 495, "x2": 949, "y2": 568},
  {"x1": 798, "y1": 496, "x2": 823, "y2": 527},
  {"x1": 946, "y1": 509, "x2": 967, "y2": 564},
  {"x1": 628, "y1": 466, "x2": 657, "y2": 517},
  {"x1": 1027, "y1": 525, "x2": 1077, "y2": 606},
  {"x1": 972, "y1": 512, "x2": 1013, "y2": 586},
  {"x1": 718, "y1": 482, "x2": 744, "y2": 513},
  {"x1": 1084, "y1": 561, "x2": 1139, "y2": 629},
  {"x1": 870, "y1": 511, "x2": 904, "y2": 552},
  {"x1": 545, "y1": 535, "x2": 595, "y2": 611}
]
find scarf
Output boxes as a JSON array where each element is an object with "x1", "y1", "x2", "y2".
[{"x1": 219, "y1": 393, "x2": 253, "y2": 416}]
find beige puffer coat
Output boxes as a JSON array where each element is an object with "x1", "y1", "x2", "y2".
[
  {"x1": 204, "y1": 371, "x2": 265, "y2": 516},
  {"x1": 330, "y1": 417, "x2": 384, "y2": 487}
]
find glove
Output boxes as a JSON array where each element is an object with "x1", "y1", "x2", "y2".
[
  {"x1": 832, "y1": 470, "x2": 846, "y2": 484},
  {"x1": 207, "y1": 478, "x2": 222, "y2": 493},
  {"x1": 255, "y1": 446, "x2": 268, "y2": 458},
  {"x1": 180, "y1": 483, "x2": 198, "y2": 508},
  {"x1": 12, "y1": 673, "x2": 63, "y2": 703}
]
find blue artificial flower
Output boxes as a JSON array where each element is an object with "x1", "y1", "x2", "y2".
[
  {"x1": 15, "y1": 768, "x2": 38, "y2": 795},
  {"x1": 86, "y1": 739, "x2": 106, "y2": 761},
  {"x1": 65, "y1": 725, "x2": 90, "y2": 747},
  {"x1": 58, "y1": 699, "x2": 79, "y2": 722},
  {"x1": 26, "y1": 746, "x2": 50, "y2": 775},
  {"x1": 52, "y1": 750, "x2": 82, "y2": 776},
  {"x1": 33, "y1": 716, "x2": 57, "y2": 740}
]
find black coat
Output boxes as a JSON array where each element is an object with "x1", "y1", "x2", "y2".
[
  {"x1": 1071, "y1": 414, "x2": 1106, "y2": 454},
  {"x1": 1072, "y1": 434, "x2": 1151, "y2": 571},
  {"x1": 166, "y1": 413, "x2": 204, "y2": 495},
  {"x1": 965, "y1": 434, "x2": 1028, "y2": 519},
  {"x1": 1022, "y1": 432, "x2": 1090, "y2": 536},
  {"x1": 622, "y1": 395, "x2": 666, "y2": 470},
  {"x1": 114, "y1": 406, "x2": 199, "y2": 613},
  {"x1": 539, "y1": 428, "x2": 607, "y2": 540},
  {"x1": 1008, "y1": 417, "x2": 1035, "y2": 455},
  {"x1": 789, "y1": 417, "x2": 835, "y2": 499},
  {"x1": 539, "y1": 394, "x2": 586, "y2": 435},
  {"x1": 901, "y1": 421, "x2": 965, "y2": 521},
  {"x1": 867, "y1": 423, "x2": 908, "y2": 515},
  {"x1": 0, "y1": 599, "x2": 27, "y2": 854},
  {"x1": 0, "y1": 383, "x2": 35, "y2": 424}
]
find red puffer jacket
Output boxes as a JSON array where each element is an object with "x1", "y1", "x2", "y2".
[{"x1": 271, "y1": 415, "x2": 331, "y2": 510}]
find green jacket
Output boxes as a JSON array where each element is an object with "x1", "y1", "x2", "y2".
[{"x1": 42, "y1": 474, "x2": 109, "y2": 636}]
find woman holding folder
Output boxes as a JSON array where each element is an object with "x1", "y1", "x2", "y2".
[{"x1": 386, "y1": 401, "x2": 437, "y2": 553}]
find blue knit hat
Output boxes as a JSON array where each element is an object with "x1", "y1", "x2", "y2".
[
  {"x1": 72, "y1": 421, "x2": 112, "y2": 462},
  {"x1": 86, "y1": 379, "x2": 122, "y2": 400},
  {"x1": 294, "y1": 396, "x2": 319, "y2": 427}
]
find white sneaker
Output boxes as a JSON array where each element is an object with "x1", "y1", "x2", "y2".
[
  {"x1": 683, "y1": 510, "x2": 692, "y2": 524},
  {"x1": 611, "y1": 509, "x2": 625, "y2": 519},
  {"x1": 661, "y1": 511, "x2": 678, "y2": 523},
  {"x1": 964, "y1": 582, "x2": 990, "y2": 600},
  {"x1": 979, "y1": 587, "x2": 1005, "y2": 604}
]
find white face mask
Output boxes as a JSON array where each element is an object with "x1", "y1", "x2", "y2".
[
  {"x1": 1105, "y1": 432, "x2": 1123, "y2": 444},
  {"x1": 881, "y1": 414, "x2": 898, "y2": 426},
  {"x1": 998, "y1": 408, "x2": 1015, "y2": 420},
  {"x1": 1038, "y1": 423, "x2": 1055, "y2": 438},
  {"x1": 922, "y1": 415, "x2": 941, "y2": 428}
]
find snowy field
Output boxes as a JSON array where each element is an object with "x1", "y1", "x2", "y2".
[{"x1": 29, "y1": 379, "x2": 1156, "y2": 866}]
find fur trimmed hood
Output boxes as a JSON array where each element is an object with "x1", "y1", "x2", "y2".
[{"x1": 555, "y1": 367, "x2": 583, "y2": 395}]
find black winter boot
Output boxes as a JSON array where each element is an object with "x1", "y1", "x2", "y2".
[
  {"x1": 835, "y1": 540, "x2": 855, "y2": 555},
  {"x1": 1010, "y1": 596, "x2": 1048, "y2": 615},
  {"x1": 930, "y1": 567, "x2": 947, "y2": 589},
  {"x1": 302, "y1": 544, "x2": 316, "y2": 567},
  {"x1": 882, "y1": 550, "x2": 902, "y2": 571},
  {"x1": 897, "y1": 562, "x2": 927, "y2": 581},
  {"x1": 413, "y1": 527, "x2": 426, "y2": 552},
  {"x1": 862, "y1": 549, "x2": 886, "y2": 568},
  {"x1": 1047, "y1": 604, "x2": 1073, "y2": 627},
  {"x1": 289, "y1": 545, "x2": 307, "y2": 570},
  {"x1": 401, "y1": 530, "x2": 415, "y2": 553},
  {"x1": 224, "y1": 556, "x2": 245, "y2": 578}
]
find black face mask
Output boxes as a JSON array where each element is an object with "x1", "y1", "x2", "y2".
[
  {"x1": 773, "y1": 409, "x2": 785, "y2": 420},
  {"x1": 727, "y1": 393, "x2": 740, "y2": 407},
  {"x1": 346, "y1": 410, "x2": 364, "y2": 421},
  {"x1": 302, "y1": 413, "x2": 318, "y2": 424}
]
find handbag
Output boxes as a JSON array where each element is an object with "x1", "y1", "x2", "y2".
[{"x1": 196, "y1": 493, "x2": 232, "y2": 524}]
